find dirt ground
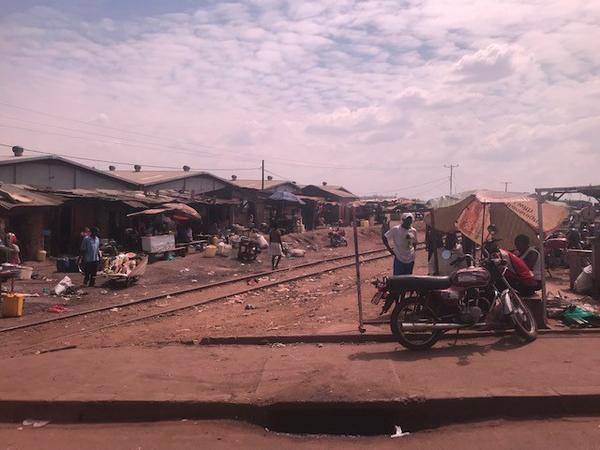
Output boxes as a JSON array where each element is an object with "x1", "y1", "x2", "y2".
[
  {"x1": 2, "y1": 418, "x2": 600, "y2": 450},
  {"x1": 1, "y1": 226, "x2": 387, "y2": 327},
  {"x1": 3, "y1": 220, "x2": 598, "y2": 353}
]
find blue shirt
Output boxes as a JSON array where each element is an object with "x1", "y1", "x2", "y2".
[{"x1": 81, "y1": 236, "x2": 100, "y2": 262}]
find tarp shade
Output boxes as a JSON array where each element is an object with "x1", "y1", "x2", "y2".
[
  {"x1": 426, "y1": 190, "x2": 569, "y2": 245},
  {"x1": 127, "y1": 203, "x2": 201, "y2": 220}
]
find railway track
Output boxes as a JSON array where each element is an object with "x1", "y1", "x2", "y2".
[{"x1": 1, "y1": 246, "x2": 401, "y2": 336}]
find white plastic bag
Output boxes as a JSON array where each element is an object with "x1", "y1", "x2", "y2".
[
  {"x1": 574, "y1": 265, "x2": 594, "y2": 294},
  {"x1": 256, "y1": 234, "x2": 269, "y2": 249},
  {"x1": 54, "y1": 276, "x2": 73, "y2": 296}
]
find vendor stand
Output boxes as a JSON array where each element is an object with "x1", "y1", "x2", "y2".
[
  {"x1": 127, "y1": 203, "x2": 203, "y2": 258},
  {"x1": 425, "y1": 190, "x2": 569, "y2": 326}
]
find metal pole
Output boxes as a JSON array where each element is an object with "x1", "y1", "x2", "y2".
[
  {"x1": 481, "y1": 202, "x2": 486, "y2": 247},
  {"x1": 536, "y1": 190, "x2": 548, "y2": 327},
  {"x1": 352, "y1": 208, "x2": 366, "y2": 333},
  {"x1": 261, "y1": 160, "x2": 265, "y2": 191},
  {"x1": 430, "y1": 209, "x2": 440, "y2": 275}
]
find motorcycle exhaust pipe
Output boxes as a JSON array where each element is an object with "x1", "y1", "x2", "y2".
[{"x1": 400, "y1": 323, "x2": 469, "y2": 331}]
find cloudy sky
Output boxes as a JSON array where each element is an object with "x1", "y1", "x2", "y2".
[{"x1": 0, "y1": 0, "x2": 599, "y2": 198}]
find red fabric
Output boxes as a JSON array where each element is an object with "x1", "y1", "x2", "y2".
[{"x1": 502, "y1": 250, "x2": 536, "y2": 288}]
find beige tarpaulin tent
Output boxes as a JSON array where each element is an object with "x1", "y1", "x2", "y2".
[{"x1": 425, "y1": 190, "x2": 568, "y2": 246}]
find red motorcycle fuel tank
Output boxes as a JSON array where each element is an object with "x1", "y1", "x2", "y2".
[{"x1": 451, "y1": 267, "x2": 491, "y2": 288}]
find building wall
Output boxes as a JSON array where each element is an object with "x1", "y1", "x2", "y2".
[
  {"x1": 0, "y1": 160, "x2": 134, "y2": 190},
  {"x1": 145, "y1": 176, "x2": 227, "y2": 193}
]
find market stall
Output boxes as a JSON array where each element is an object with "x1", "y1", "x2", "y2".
[
  {"x1": 425, "y1": 190, "x2": 570, "y2": 325},
  {"x1": 127, "y1": 203, "x2": 202, "y2": 258}
]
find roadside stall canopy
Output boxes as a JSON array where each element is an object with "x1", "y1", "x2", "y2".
[
  {"x1": 268, "y1": 191, "x2": 306, "y2": 205},
  {"x1": 127, "y1": 203, "x2": 201, "y2": 221},
  {"x1": 425, "y1": 190, "x2": 569, "y2": 246}
]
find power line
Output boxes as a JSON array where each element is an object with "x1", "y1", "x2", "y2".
[
  {"x1": 358, "y1": 176, "x2": 449, "y2": 196},
  {"x1": 0, "y1": 100, "x2": 442, "y2": 172},
  {"x1": 0, "y1": 112, "x2": 217, "y2": 157},
  {"x1": 264, "y1": 168, "x2": 293, "y2": 181},
  {"x1": 0, "y1": 142, "x2": 260, "y2": 172}
]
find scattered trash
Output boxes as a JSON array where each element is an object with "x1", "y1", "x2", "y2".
[
  {"x1": 317, "y1": 343, "x2": 324, "y2": 348},
  {"x1": 191, "y1": 279, "x2": 198, "y2": 283},
  {"x1": 38, "y1": 345, "x2": 77, "y2": 355},
  {"x1": 110, "y1": 307, "x2": 120, "y2": 312},
  {"x1": 180, "y1": 268, "x2": 191, "y2": 273},
  {"x1": 574, "y1": 265, "x2": 594, "y2": 294},
  {"x1": 22, "y1": 419, "x2": 50, "y2": 428},
  {"x1": 53, "y1": 276, "x2": 73, "y2": 296},
  {"x1": 272, "y1": 343, "x2": 286, "y2": 348},
  {"x1": 166, "y1": 295, "x2": 173, "y2": 299},
  {"x1": 22, "y1": 293, "x2": 40, "y2": 298},
  {"x1": 245, "y1": 304, "x2": 256, "y2": 310},
  {"x1": 562, "y1": 305, "x2": 600, "y2": 327},
  {"x1": 42, "y1": 287, "x2": 50, "y2": 295},
  {"x1": 207, "y1": 271, "x2": 216, "y2": 276},
  {"x1": 100, "y1": 290, "x2": 109, "y2": 295},
  {"x1": 391, "y1": 425, "x2": 410, "y2": 438},
  {"x1": 47, "y1": 305, "x2": 69, "y2": 314}
]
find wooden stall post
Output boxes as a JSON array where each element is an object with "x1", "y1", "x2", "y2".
[{"x1": 352, "y1": 208, "x2": 366, "y2": 333}]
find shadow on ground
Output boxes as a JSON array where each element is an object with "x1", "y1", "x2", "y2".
[{"x1": 348, "y1": 335, "x2": 529, "y2": 365}]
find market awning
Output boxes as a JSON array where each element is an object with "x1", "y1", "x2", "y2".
[
  {"x1": 425, "y1": 190, "x2": 569, "y2": 245},
  {"x1": 127, "y1": 203, "x2": 201, "y2": 220},
  {"x1": 268, "y1": 191, "x2": 306, "y2": 205}
]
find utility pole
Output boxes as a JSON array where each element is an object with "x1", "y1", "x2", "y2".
[
  {"x1": 502, "y1": 181, "x2": 512, "y2": 192},
  {"x1": 261, "y1": 160, "x2": 265, "y2": 190},
  {"x1": 444, "y1": 164, "x2": 459, "y2": 195}
]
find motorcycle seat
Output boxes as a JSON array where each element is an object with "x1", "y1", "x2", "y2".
[{"x1": 386, "y1": 275, "x2": 452, "y2": 292}]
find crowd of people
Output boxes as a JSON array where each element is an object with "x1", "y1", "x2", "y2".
[{"x1": 381, "y1": 213, "x2": 545, "y2": 297}]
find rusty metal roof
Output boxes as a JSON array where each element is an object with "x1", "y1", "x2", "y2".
[{"x1": 0, "y1": 184, "x2": 64, "y2": 210}]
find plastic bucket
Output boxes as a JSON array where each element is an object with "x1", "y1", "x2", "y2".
[
  {"x1": 18, "y1": 266, "x2": 33, "y2": 280},
  {"x1": 204, "y1": 245, "x2": 217, "y2": 258},
  {"x1": 36, "y1": 250, "x2": 47, "y2": 262}
]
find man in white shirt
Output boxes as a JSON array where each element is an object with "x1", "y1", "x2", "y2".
[{"x1": 383, "y1": 213, "x2": 418, "y2": 275}]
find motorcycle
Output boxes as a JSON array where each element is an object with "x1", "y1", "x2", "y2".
[
  {"x1": 370, "y1": 238, "x2": 537, "y2": 351},
  {"x1": 328, "y1": 228, "x2": 348, "y2": 247}
]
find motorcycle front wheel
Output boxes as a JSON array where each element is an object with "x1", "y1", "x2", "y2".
[
  {"x1": 509, "y1": 291, "x2": 537, "y2": 342},
  {"x1": 391, "y1": 298, "x2": 442, "y2": 351}
]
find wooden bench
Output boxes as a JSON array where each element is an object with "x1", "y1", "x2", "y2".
[{"x1": 522, "y1": 294, "x2": 548, "y2": 329}]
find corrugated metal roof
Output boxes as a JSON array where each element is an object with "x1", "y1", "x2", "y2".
[
  {"x1": 0, "y1": 184, "x2": 64, "y2": 210},
  {"x1": 229, "y1": 179, "x2": 297, "y2": 190},
  {"x1": 110, "y1": 170, "x2": 232, "y2": 187},
  {"x1": 302, "y1": 184, "x2": 358, "y2": 200},
  {"x1": 0, "y1": 153, "x2": 138, "y2": 187}
]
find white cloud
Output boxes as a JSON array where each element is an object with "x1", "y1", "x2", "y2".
[{"x1": 0, "y1": 0, "x2": 599, "y2": 195}]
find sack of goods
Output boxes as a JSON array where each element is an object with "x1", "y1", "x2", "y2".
[{"x1": 103, "y1": 253, "x2": 139, "y2": 276}]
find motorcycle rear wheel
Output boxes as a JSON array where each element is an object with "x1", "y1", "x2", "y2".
[
  {"x1": 509, "y1": 291, "x2": 537, "y2": 342},
  {"x1": 391, "y1": 299, "x2": 442, "y2": 351}
]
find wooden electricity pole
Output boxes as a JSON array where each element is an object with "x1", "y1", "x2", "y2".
[{"x1": 444, "y1": 164, "x2": 459, "y2": 195}]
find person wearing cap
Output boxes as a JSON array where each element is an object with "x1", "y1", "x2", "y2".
[{"x1": 383, "y1": 213, "x2": 418, "y2": 275}]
